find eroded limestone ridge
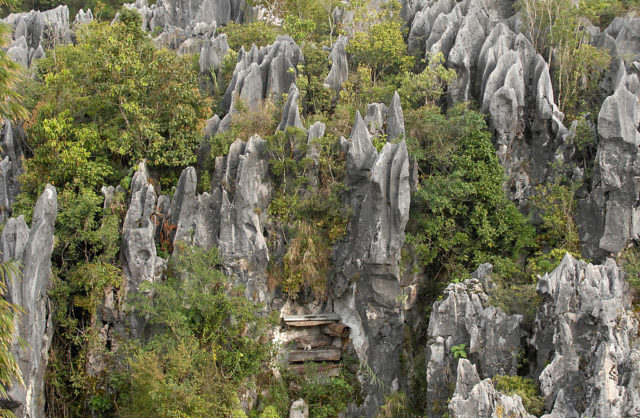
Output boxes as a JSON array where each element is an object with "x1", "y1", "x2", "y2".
[{"x1": 0, "y1": 184, "x2": 57, "y2": 418}]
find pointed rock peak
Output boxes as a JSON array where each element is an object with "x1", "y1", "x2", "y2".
[
  {"x1": 277, "y1": 83, "x2": 304, "y2": 132},
  {"x1": 246, "y1": 133, "x2": 266, "y2": 154},
  {"x1": 386, "y1": 91, "x2": 405, "y2": 141},
  {"x1": 346, "y1": 111, "x2": 377, "y2": 182},
  {"x1": 453, "y1": 359, "x2": 481, "y2": 395},
  {"x1": 350, "y1": 111, "x2": 372, "y2": 142},
  {"x1": 308, "y1": 121, "x2": 326, "y2": 141},
  {"x1": 130, "y1": 160, "x2": 152, "y2": 194},
  {"x1": 33, "y1": 183, "x2": 57, "y2": 226}
]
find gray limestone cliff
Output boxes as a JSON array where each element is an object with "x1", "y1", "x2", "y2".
[
  {"x1": 425, "y1": 277, "x2": 523, "y2": 415},
  {"x1": 332, "y1": 95, "x2": 411, "y2": 416},
  {"x1": 0, "y1": 185, "x2": 57, "y2": 418},
  {"x1": 533, "y1": 254, "x2": 640, "y2": 417},
  {"x1": 220, "y1": 35, "x2": 303, "y2": 116},
  {"x1": 448, "y1": 359, "x2": 534, "y2": 418}
]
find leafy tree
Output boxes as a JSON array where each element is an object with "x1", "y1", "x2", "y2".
[
  {"x1": 346, "y1": 0, "x2": 413, "y2": 81},
  {"x1": 118, "y1": 244, "x2": 276, "y2": 417},
  {"x1": 517, "y1": 0, "x2": 611, "y2": 119},
  {"x1": 218, "y1": 21, "x2": 284, "y2": 51},
  {"x1": 0, "y1": 0, "x2": 27, "y2": 413},
  {"x1": 20, "y1": 8, "x2": 211, "y2": 195},
  {"x1": 407, "y1": 105, "x2": 535, "y2": 283},
  {"x1": 0, "y1": 260, "x2": 23, "y2": 418}
]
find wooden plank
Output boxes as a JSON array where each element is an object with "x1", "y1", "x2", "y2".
[
  {"x1": 288, "y1": 363, "x2": 341, "y2": 377},
  {"x1": 322, "y1": 323, "x2": 350, "y2": 338},
  {"x1": 286, "y1": 320, "x2": 335, "y2": 327},
  {"x1": 282, "y1": 313, "x2": 340, "y2": 323},
  {"x1": 289, "y1": 348, "x2": 341, "y2": 363},
  {"x1": 295, "y1": 334, "x2": 333, "y2": 349}
]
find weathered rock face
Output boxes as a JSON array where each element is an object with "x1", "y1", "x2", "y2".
[
  {"x1": 403, "y1": 0, "x2": 568, "y2": 207},
  {"x1": 577, "y1": 55, "x2": 640, "y2": 259},
  {"x1": 425, "y1": 277, "x2": 523, "y2": 415},
  {"x1": 332, "y1": 95, "x2": 411, "y2": 415},
  {"x1": 0, "y1": 184, "x2": 57, "y2": 418},
  {"x1": 221, "y1": 35, "x2": 303, "y2": 115},
  {"x1": 120, "y1": 162, "x2": 167, "y2": 338},
  {"x1": 2, "y1": 5, "x2": 72, "y2": 67},
  {"x1": 125, "y1": 0, "x2": 250, "y2": 34},
  {"x1": 217, "y1": 134, "x2": 272, "y2": 289},
  {"x1": 277, "y1": 83, "x2": 304, "y2": 132},
  {"x1": 0, "y1": 120, "x2": 24, "y2": 225},
  {"x1": 324, "y1": 35, "x2": 349, "y2": 94},
  {"x1": 532, "y1": 254, "x2": 640, "y2": 417},
  {"x1": 448, "y1": 359, "x2": 534, "y2": 418}
]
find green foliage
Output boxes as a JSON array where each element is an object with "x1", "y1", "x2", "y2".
[
  {"x1": 299, "y1": 375, "x2": 354, "y2": 418},
  {"x1": 450, "y1": 343, "x2": 467, "y2": 360},
  {"x1": 258, "y1": 405, "x2": 281, "y2": 418},
  {"x1": 525, "y1": 180, "x2": 581, "y2": 279},
  {"x1": 119, "y1": 244, "x2": 276, "y2": 417},
  {"x1": 397, "y1": 52, "x2": 456, "y2": 109},
  {"x1": 218, "y1": 21, "x2": 284, "y2": 51},
  {"x1": 487, "y1": 277, "x2": 541, "y2": 330},
  {"x1": 406, "y1": 105, "x2": 535, "y2": 283},
  {"x1": 377, "y1": 391, "x2": 409, "y2": 418},
  {"x1": 266, "y1": 128, "x2": 350, "y2": 299},
  {"x1": 21, "y1": 11, "x2": 211, "y2": 193},
  {"x1": 296, "y1": 44, "x2": 333, "y2": 116},
  {"x1": 0, "y1": 20, "x2": 27, "y2": 122},
  {"x1": 617, "y1": 247, "x2": 640, "y2": 301},
  {"x1": 251, "y1": 0, "x2": 340, "y2": 42},
  {"x1": 517, "y1": 0, "x2": 611, "y2": 119},
  {"x1": 44, "y1": 188, "x2": 124, "y2": 416},
  {"x1": 0, "y1": 260, "x2": 23, "y2": 418},
  {"x1": 493, "y1": 375, "x2": 545, "y2": 416},
  {"x1": 208, "y1": 99, "x2": 280, "y2": 159},
  {"x1": 346, "y1": 0, "x2": 413, "y2": 81}
]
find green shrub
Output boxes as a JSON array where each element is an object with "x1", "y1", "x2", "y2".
[
  {"x1": 299, "y1": 375, "x2": 354, "y2": 418},
  {"x1": 450, "y1": 343, "x2": 467, "y2": 360},
  {"x1": 493, "y1": 375, "x2": 544, "y2": 416},
  {"x1": 406, "y1": 105, "x2": 535, "y2": 283},
  {"x1": 118, "y1": 244, "x2": 277, "y2": 416},
  {"x1": 218, "y1": 21, "x2": 284, "y2": 51}
]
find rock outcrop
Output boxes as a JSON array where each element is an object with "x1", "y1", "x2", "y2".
[
  {"x1": 532, "y1": 254, "x2": 640, "y2": 417},
  {"x1": 333, "y1": 96, "x2": 411, "y2": 415},
  {"x1": 120, "y1": 162, "x2": 167, "y2": 338},
  {"x1": 221, "y1": 35, "x2": 303, "y2": 114},
  {"x1": 448, "y1": 359, "x2": 534, "y2": 418},
  {"x1": 403, "y1": 0, "x2": 568, "y2": 206},
  {"x1": 1, "y1": 184, "x2": 57, "y2": 418},
  {"x1": 277, "y1": 83, "x2": 304, "y2": 132},
  {"x1": 2, "y1": 5, "x2": 72, "y2": 67},
  {"x1": 425, "y1": 277, "x2": 523, "y2": 415},
  {"x1": 577, "y1": 47, "x2": 640, "y2": 259},
  {"x1": 0, "y1": 120, "x2": 24, "y2": 224},
  {"x1": 324, "y1": 35, "x2": 348, "y2": 94}
]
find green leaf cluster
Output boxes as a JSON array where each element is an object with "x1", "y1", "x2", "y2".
[
  {"x1": 493, "y1": 375, "x2": 545, "y2": 416},
  {"x1": 118, "y1": 244, "x2": 276, "y2": 417},
  {"x1": 20, "y1": 10, "x2": 211, "y2": 194},
  {"x1": 407, "y1": 105, "x2": 535, "y2": 283}
]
